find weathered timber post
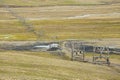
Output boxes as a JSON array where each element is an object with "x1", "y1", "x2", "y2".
[{"x1": 70, "y1": 41, "x2": 74, "y2": 61}]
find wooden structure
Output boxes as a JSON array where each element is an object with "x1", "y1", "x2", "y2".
[
  {"x1": 93, "y1": 46, "x2": 110, "y2": 66},
  {"x1": 70, "y1": 41, "x2": 87, "y2": 62}
]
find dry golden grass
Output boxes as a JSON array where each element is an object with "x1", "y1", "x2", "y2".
[
  {"x1": 0, "y1": 18, "x2": 120, "y2": 41},
  {"x1": 0, "y1": 51, "x2": 119, "y2": 80},
  {"x1": 1, "y1": 0, "x2": 119, "y2": 6},
  {"x1": 0, "y1": 0, "x2": 120, "y2": 80},
  {"x1": 0, "y1": 4, "x2": 120, "y2": 19},
  {"x1": 0, "y1": 1, "x2": 119, "y2": 41}
]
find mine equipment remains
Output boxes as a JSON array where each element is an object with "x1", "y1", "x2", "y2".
[
  {"x1": 70, "y1": 41, "x2": 87, "y2": 62},
  {"x1": 93, "y1": 46, "x2": 110, "y2": 66},
  {"x1": 64, "y1": 40, "x2": 111, "y2": 66}
]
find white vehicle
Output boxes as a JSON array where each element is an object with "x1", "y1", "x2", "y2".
[{"x1": 50, "y1": 43, "x2": 59, "y2": 48}]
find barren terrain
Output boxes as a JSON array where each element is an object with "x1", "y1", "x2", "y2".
[{"x1": 0, "y1": 0, "x2": 120, "y2": 80}]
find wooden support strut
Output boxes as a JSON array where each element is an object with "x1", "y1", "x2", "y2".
[{"x1": 70, "y1": 41, "x2": 74, "y2": 61}]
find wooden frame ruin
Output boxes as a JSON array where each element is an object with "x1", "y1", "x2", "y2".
[
  {"x1": 93, "y1": 46, "x2": 110, "y2": 66},
  {"x1": 70, "y1": 41, "x2": 87, "y2": 62}
]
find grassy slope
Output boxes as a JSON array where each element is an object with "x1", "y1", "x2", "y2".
[
  {"x1": 0, "y1": 51, "x2": 120, "y2": 80},
  {"x1": 0, "y1": 0, "x2": 120, "y2": 80},
  {"x1": 0, "y1": 0, "x2": 118, "y2": 6},
  {"x1": 0, "y1": 0, "x2": 119, "y2": 41},
  {"x1": 0, "y1": 19, "x2": 120, "y2": 40}
]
